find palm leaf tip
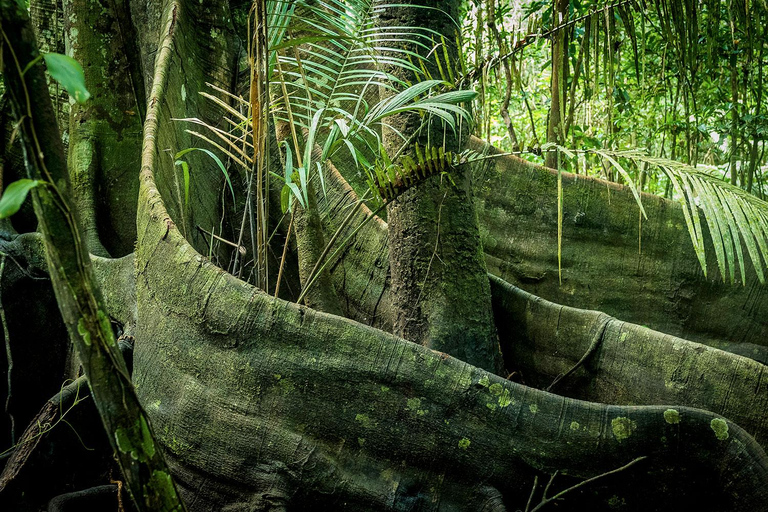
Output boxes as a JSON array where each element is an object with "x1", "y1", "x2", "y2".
[{"x1": 547, "y1": 144, "x2": 768, "y2": 285}]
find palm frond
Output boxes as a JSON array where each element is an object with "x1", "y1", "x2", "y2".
[
  {"x1": 552, "y1": 145, "x2": 768, "y2": 285},
  {"x1": 177, "y1": 1, "x2": 476, "y2": 227},
  {"x1": 268, "y1": 0, "x2": 475, "y2": 209},
  {"x1": 609, "y1": 150, "x2": 768, "y2": 285}
]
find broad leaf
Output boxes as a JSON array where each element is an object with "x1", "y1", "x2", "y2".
[
  {"x1": 43, "y1": 53, "x2": 90, "y2": 104},
  {"x1": 0, "y1": 179, "x2": 41, "y2": 219}
]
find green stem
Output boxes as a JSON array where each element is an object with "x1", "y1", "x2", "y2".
[{"x1": 297, "y1": 201, "x2": 386, "y2": 304}]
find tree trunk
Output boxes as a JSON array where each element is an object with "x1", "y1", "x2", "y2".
[
  {"x1": 379, "y1": 0, "x2": 504, "y2": 375},
  {"x1": 545, "y1": 0, "x2": 568, "y2": 169}
]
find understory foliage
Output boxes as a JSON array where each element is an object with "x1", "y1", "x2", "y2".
[
  {"x1": 173, "y1": 0, "x2": 768, "y2": 289},
  {"x1": 181, "y1": 0, "x2": 475, "y2": 293},
  {"x1": 463, "y1": 0, "x2": 768, "y2": 284},
  {"x1": 3, "y1": 0, "x2": 768, "y2": 509},
  {"x1": 166, "y1": 0, "x2": 768, "y2": 289}
]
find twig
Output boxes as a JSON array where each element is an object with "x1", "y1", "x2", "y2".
[
  {"x1": 300, "y1": 191, "x2": 371, "y2": 301},
  {"x1": 0, "y1": 255, "x2": 14, "y2": 445},
  {"x1": 297, "y1": 201, "x2": 387, "y2": 304},
  {"x1": 527, "y1": 456, "x2": 648, "y2": 512},
  {"x1": 274, "y1": 209, "x2": 294, "y2": 298},
  {"x1": 196, "y1": 225, "x2": 246, "y2": 255},
  {"x1": 525, "y1": 475, "x2": 539, "y2": 512}
]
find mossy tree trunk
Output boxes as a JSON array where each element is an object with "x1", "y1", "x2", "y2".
[
  {"x1": 380, "y1": 0, "x2": 504, "y2": 375},
  {"x1": 0, "y1": 1, "x2": 184, "y2": 509},
  {"x1": 2, "y1": 0, "x2": 768, "y2": 511}
]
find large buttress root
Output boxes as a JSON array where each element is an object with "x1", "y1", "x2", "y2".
[
  {"x1": 133, "y1": 6, "x2": 768, "y2": 510},
  {"x1": 490, "y1": 276, "x2": 768, "y2": 448}
]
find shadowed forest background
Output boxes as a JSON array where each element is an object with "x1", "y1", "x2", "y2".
[{"x1": 1, "y1": 0, "x2": 768, "y2": 510}]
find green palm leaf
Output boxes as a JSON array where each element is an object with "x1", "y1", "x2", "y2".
[
  {"x1": 542, "y1": 144, "x2": 768, "y2": 285},
  {"x1": 598, "y1": 150, "x2": 768, "y2": 285},
  {"x1": 266, "y1": 0, "x2": 474, "y2": 208}
]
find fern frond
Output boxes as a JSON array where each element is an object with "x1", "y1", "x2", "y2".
[{"x1": 366, "y1": 143, "x2": 464, "y2": 204}]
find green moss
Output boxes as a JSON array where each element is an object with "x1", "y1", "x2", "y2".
[
  {"x1": 710, "y1": 418, "x2": 729, "y2": 440},
  {"x1": 355, "y1": 413, "x2": 374, "y2": 429},
  {"x1": 611, "y1": 417, "x2": 637, "y2": 442},
  {"x1": 569, "y1": 421, "x2": 580, "y2": 431},
  {"x1": 114, "y1": 416, "x2": 156, "y2": 462},
  {"x1": 77, "y1": 317, "x2": 91, "y2": 346},
  {"x1": 114, "y1": 427, "x2": 133, "y2": 457},
  {"x1": 407, "y1": 397, "x2": 428, "y2": 416},
  {"x1": 528, "y1": 404, "x2": 538, "y2": 414},
  {"x1": 97, "y1": 309, "x2": 114, "y2": 345},
  {"x1": 663, "y1": 409, "x2": 680, "y2": 425},
  {"x1": 458, "y1": 437, "x2": 471, "y2": 450},
  {"x1": 498, "y1": 389, "x2": 512, "y2": 408},
  {"x1": 168, "y1": 434, "x2": 191, "y2": 454},
  {"x1": 278, "y1": 378, "x2": 295, "y2": 393},
  {"x1": 478, "y1": 375, "x2": 490, "y2": 388},
  {"x1": 146, "y1": 470, "x2": 183, "y2": 510},
  {"x1": 139, "y1": 416, "x2": 156, "y2": 459},
  {"x1": 489, "y1": 383, "x2": 503, "y2": 396}
]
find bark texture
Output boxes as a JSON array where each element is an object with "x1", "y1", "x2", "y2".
[
  {"x1": 311, "y1": 137, "x2": 768, "y2": 353},
  {"x1": 380, "y1": 0, "x2": 503, "y2": 374},
  {"x1": 472, "y1": 140, "x2": 768, "y2": 349},
  {"x1": 131, "y1": 4, "x2": 768, "y2": 509},
  {"x1": 64, "y1": 0, "x2": 145, "y2": 257},
  {"x1": 490, "y1": 275, "x2": 768, "y2": 448},
  {"x1": 5, "y1": 0, "x2": 768, "y2": 510},
  {"x1": 0, "y1": 2, "x2": 184, "y2": 508}
]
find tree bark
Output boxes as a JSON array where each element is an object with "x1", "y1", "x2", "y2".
[
  {"x1": 63, "y1": 0, "x2": 145, "y2": 257},
  {"x1": 490, "y1": 276, "x2": 768, "y2": 447},
  {"x1": 129, "y1": 6, "x2": 768, "y2": 509},
  {"x1": 0, "y1": 1, "x2": 184, "y2": 509},
  {"x1": 380, "y1": 0, "x2": 504, "y2": 375},
  {"x1": 545, "y1": 0, "x2": 568, "y2": 169},
  {"x1": 4, "y1": 1, "x2": 768, "y2": 510}
]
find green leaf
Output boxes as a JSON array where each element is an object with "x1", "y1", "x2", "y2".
[
  {"x1": 368, "y1": 79, "x2": 444, "y2": 121},
  {"x1": 426, "y1": 90, "x2": 479, "y2": 105},
  {"x1": 594, "y1": 150, "x2": 648, "y2": 220},
  {"x1": 303, "y1": 108, "x2": 325, "y2": 180},
  {"x1": 0, "y1": 179, "x2": 41, "y2": 219},
  {"x1": 43, "y1": 53, "x2": 90, "y2": 104},
  {"x1": 282, "y1": 141, "x2": 294, "y2": 183},
  {"x1": 175, "y1": 160, "x2": 191, "y2": 207},
  {"x1": 281, "y1": 184, "x2": 291, "y2": 214},
  {"x1": 174, "y1": 148, "x2": 235, "y2": 202},
  {"x1": 287, "y1": 182, "x2": 305, "y2": 209}
]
